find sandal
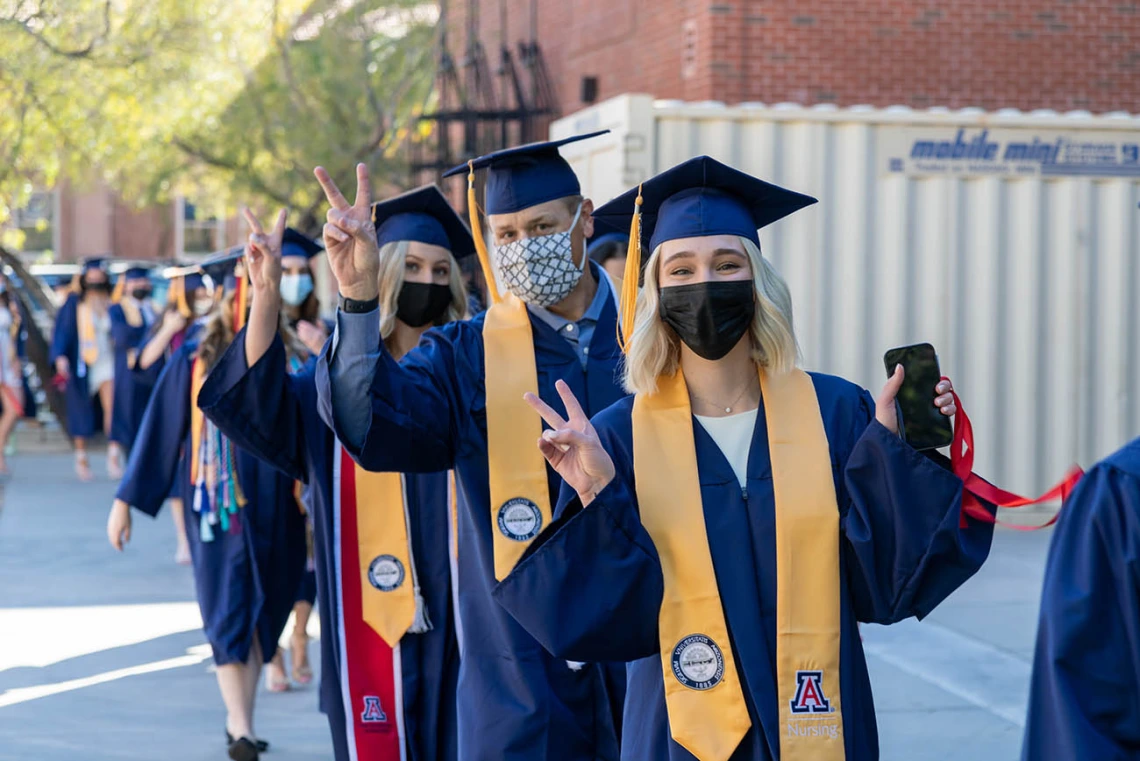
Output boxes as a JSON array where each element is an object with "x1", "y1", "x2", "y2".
[
  {"x1": 75, "y1": 454, "x2": 93, "y2": 482},
  {"x1": 263, "y1": 649, "x2": 289, "y2": 693},
  {"x1": 290, "y1": 633, "x2": 313, "y2": 685}
]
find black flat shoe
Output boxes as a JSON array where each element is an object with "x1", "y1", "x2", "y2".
[
  {"x1": 228, "y1": 736, "x2": 260, "y2": 761},
  {"x1": 225, "y1": 730, "x2": 269, "y2": 752}
]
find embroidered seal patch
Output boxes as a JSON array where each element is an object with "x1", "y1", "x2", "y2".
[
  {"x1": 497, "y1": 497, "x2": 542, "y2": 541},
  {"x1": 367, "y1": 554, "x2": 405, "y2": 592},
  {"x1": 672, "y1": 634, "x2": 726, "y2": 690}
]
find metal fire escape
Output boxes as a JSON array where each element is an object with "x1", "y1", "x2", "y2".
[{"x1": 410, "y1": 0, "x2": 557, "y2": 179}]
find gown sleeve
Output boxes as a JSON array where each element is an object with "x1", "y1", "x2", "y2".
[
  {"x1": 114, "y1": 345, "x2": 192, "y2": 516},
  {"x1": 197, "y1": 328, "x2": 307, "y2": 483},
  {"x1": 1020, "y1": 460, "x2": 1140, "y2": 761},
  {"x1": 50, "y1": 294, "x2": 77, "y2": 364},
  {"x1": 108, "y1": 305, "x2": 130, "y2": 352},
  {"x1": 494, "y1": 403, "x2": 664, "y2": 664},
  {"x1": 837, "y1": 388, "x2": 996, "y2": 624},
  {"x1": 315, "y1": 313, "x2": 460, "y2": 474}
]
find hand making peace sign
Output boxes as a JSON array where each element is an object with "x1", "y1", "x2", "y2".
[
  {"x1": 524, "y1": 380, "x2": 616, "y2": 506},
  {"x1": 314, "y1": 163, "x2": 380, "y2": 302},
  {"x1": 241, "y1": 207, "x2": 286, "y2": 297}
]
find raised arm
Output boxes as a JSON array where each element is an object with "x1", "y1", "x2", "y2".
[
  {"x1": 137, "y1": 310, "x2": 187, "y2": 370},
  {"x1": 835, "y1": 373, "x2": 995, "y2": 624},
  {"x1": 312, "y1": 164, "x2": 454, "y2": 474}
]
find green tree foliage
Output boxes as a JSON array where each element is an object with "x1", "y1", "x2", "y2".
[{"x1": 0, "y1": 0, "x2": 436, "y2": 238}]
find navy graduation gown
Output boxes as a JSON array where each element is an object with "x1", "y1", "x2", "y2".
[
  {"x1": 198, "y1": 330, "x2": 459, "y2": 761},
  {"x1": 108, "y1": 301, "x2": 154, "y2": 450},
  {"x1": 494, "y1": 373, "x2": 996, "y2": 761},
  {"x1": 49, "y1": 294, "x2": 99, "y2": 437},
  {"x1": 115, "y1": 341, "x2": 306, "y2": 666},
  {"x1": 315, "y1": 297, "x2": 628, "y2": 761},
  {"x1": 1021, "y1": 437, "x2": 1140, "y2": 760}
]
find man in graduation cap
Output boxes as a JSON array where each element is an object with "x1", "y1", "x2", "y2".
[
  {"x1": 310, "y1": 134, "x2": 627, "y2": 761},
  {"x1": 108, "y1": 265, "x2": 158, "y2": 458}
]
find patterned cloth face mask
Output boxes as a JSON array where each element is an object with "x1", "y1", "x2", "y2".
[{"x1": 495, "y1": 203, "x2": 585, "y2": 307}]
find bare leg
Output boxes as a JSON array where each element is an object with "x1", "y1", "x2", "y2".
[
  {"x1": 245, "y1": 636, "x2": 263, "y2": 736},
  {"x1": 74, "y1": 437, "x2": 93, "y2": 481},
  {"x1": 169, "y1": 498, "x2": 191, "y2": 565},
  {"x1": 99, "y1": 381, "x2": 122, "y2": 478},
  {"x1": 0, "y1": 386, "x2": 23, "y2": 475},
  {"x1": 290, "y1": 601, "x2": 314, "y2": 684},
  {"x1": 218, "y1": 662, "x2": 253, "y2": 742}
]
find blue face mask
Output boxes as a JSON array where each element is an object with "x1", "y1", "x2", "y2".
[{"x1": 280, "y1": 273, "x2": 314, "y2": 306}]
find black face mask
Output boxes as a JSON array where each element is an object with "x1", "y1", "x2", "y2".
[
  {"x1": 84, "y1": 281, "x2": 112, "y2": 294},
  {"x1": 130, "y1": 287, "x2": 152, "y2": 301},
  {"x1": 658, "y1": 280, "x2": 755, "y2": 361},
  {"x1": 396, "y1": 282, "x2": 451, "y2": 328}
]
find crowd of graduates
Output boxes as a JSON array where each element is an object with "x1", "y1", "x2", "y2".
[{"x1": 21, "y1": 131, "x2": 1139, "y2": 761}]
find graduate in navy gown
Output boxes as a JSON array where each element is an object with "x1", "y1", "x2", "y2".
[
  {"x1": 133, "y1": 267, "x2": 213, "y2": 566},
  {"x1": 313, "y1": 141, "x2": 627, "y2": 760},
  {"x1": 199, "y1": 194, "x2": 469, "y2": 761},
  {"x1": 108, "y1": 265, "x2": 158, "y2": 457},
  {"x1": 107, "y1": 251, "x2": 308, "y2": 761},
  {"x1": 1021, "y1": 436, "x2": 1140, "y2": 760},
  {"x1": 495, "y1": 157, "x2": 997, "y2": 761},
  {"x1": 50, "y1": 258, "x2": 117, "y2": 481},
  {"x1": 262, "y1": 227, "x2": 326, "y2": 693}
]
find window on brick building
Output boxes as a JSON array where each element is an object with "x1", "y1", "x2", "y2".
[
  {"x1": 176, "y1": 196, "x2": 225, "y2": 257},
  {"x1": 681, "y1": 19, "x2": 698, "y2": 80},
  {"x1": 8, "y1": 190, "x2": 60, "y2": 256}
]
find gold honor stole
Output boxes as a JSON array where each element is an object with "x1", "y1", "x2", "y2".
[
  {"x1": 77, "y1": 302, "x2": 98, "y2": 368},
  {"x1": 482, "y1": 292, "x2": 552, "y2": 580},
  {"x1": 351, "y1": 460, "x2": 423, "y2": 647},
  {"x1": 633, "y1": 367, "x2": 844, "y2": 761}
]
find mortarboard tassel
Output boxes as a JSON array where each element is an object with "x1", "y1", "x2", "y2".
[
  {"x1": 111, "y1": 276, "x2": 126, "y2": 304},
  {"x1": 467, "y1": 161, "x2": 502, "y2": 305},
  {"x1": 617, "y1": 184, "x2": 643, "y2": 354},
  {"x1": 233, "y1": 271, "x2": 248, "y2": 333}
]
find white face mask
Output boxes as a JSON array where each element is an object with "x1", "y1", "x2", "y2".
[
  {"x1": 193, "y1": 299, "x2": 214, "y2": 317},
  {"x1": 495, "y1": 203, "x2": 585, "y2": 307}
]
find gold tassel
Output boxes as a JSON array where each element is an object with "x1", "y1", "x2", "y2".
[
  {"x1": 171, "y1": 277, "x2": 191, "y2": 318},
  {"x1": 617, "y1": 184, "x2": 643, "y2": 354},
  {"x1": 467, "y1": 160, "x2": 501, "y2": 305},
  {"x1": 233, "y1": 268, "x2": 248, "y2": 333},
  {"x1": 111, "y1": 276, "x2": 126, "y2": 304}
]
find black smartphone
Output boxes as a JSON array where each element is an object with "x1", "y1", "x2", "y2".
[{"x1": 882, "y1": 343, "x2": 954, "y2": 451}]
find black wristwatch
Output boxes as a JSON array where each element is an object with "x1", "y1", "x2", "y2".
[{"x1": 338, "y1": 293, "x2": 380, "y2": 313}]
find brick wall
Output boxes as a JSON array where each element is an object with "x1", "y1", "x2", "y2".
[{"x1": 448, "y1": 0, "x2": 1140, "y2": 118}]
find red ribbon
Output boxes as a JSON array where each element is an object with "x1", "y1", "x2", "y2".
[{"x1": 943, "y1": 377, "x2": 1083, "y2": 530}]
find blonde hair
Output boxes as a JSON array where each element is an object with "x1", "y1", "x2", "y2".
[
  {"x1": 196, "y1": 289, "x2": 308, "y2": 372},
  {"x1": 622, "y1": 237, "x2": 799, "y2": 395},
  {"x1": 377, "y1": 240, "x2": 470, "y2": 344}
]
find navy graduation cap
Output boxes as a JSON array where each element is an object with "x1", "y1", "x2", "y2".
[
  {"x1": 441, "y1": 131, "x2": 609, "y2": 215},
  {"x1": 197, "y1": 246, "x2": 246, "y2": 291},
  {"x1": 592, "y1": 155, "x2": 817, "y2": 255},
  {"x1": 123, "y1": 266, "x2": 152, "y2": 280},
  {"x1": 281, "y1": 228, "x2": 323, "y2": 260},
  {"x1": 371, "y1": 185, "x2": 476, "y2": 259},
  {"x1": 82, "y1": 257, "x2": 109, "y2": 273},
  {"x1": 594, "y1": 155, "x2": 817, "y2": 351}
]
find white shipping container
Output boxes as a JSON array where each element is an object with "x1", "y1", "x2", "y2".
[{"x1": 552, "y1": 95, "x2": 1140, "y2": 496}]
